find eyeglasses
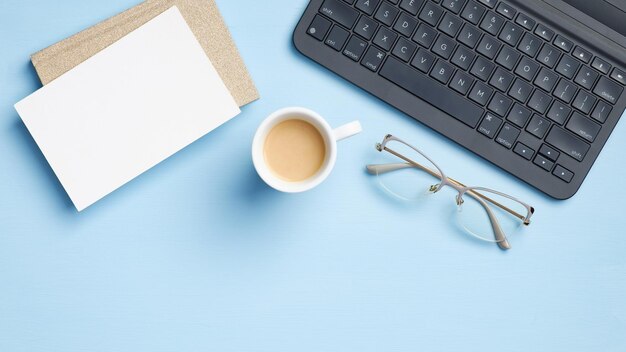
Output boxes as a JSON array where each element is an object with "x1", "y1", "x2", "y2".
[{"x1": 367, "y1": 135, "x2": 535, "y2": 250}]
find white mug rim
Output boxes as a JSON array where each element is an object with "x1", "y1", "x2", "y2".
[{"x1": 252, "y1": 107, "x2": 338, "y2": 193}]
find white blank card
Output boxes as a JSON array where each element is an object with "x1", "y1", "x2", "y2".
[{"x1": 15, "y1": 7, "x2": 241, "y2": 211}]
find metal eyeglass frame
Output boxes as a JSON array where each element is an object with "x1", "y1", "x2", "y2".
[{"x1": 367, "y1": 135, "x2": 535, "y2": 250}]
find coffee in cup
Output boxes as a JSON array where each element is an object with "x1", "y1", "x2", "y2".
[
  {"x1": 264, "y1": 119, "x2": 326, "y2": 182},
  {"x1": 252, "y1": 107, "x2": 362, "y2": 193}
]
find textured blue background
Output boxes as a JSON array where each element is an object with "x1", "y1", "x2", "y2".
[{"x1": 1, "y1": 1, "x2": 625, "y2": 351}]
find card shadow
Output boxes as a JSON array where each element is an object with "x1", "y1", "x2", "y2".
[
  {"x1": 10, "y1": 61, "x2": 76, "y2": 212},
  {"x1": 13, "y1": 118, "x2": 76, "y2": 211}
]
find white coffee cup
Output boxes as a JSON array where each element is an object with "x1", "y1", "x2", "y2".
[{"x1": 252, "y1": 107, "x2": 362, "y2": 193}]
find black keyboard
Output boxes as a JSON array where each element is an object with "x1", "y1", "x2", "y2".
[{"x1": 293, "y1": 0, "x2": 626, "y2": 199}]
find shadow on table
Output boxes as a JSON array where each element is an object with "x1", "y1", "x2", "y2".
[
  {"x1": 10, "y1": 61, "x2": 76, "y2": 212},
  {"x1": 13, "y1": 118, "x2": 76, "y2": 212}
]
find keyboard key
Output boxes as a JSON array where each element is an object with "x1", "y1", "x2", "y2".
[
  {"x1": 458, "y1": 23, "x2": 482, "y2": 48},
  {"x1": 496, "y1": 123, "x2": 520, "y2": 148},
  {"x1": 392, "y1": 37, "x2": 417, "y2": 62},
  {"x1": 536, "y1": 44, "x2": 561, "y2": 68},
  {"x1": 379, "y1": 57, "x2": 484, "y2": 127},
  {"x1": 574, "y1": 66, "x2": 598, "y2": 90},
  {"x1": 515, "y1": 13, "x2": 535, "y2": 30},
  {"x1": 553, "y1": 78, "x2": 578, "y2": 103},
  {"x1": 373, "y1": 27, "x2": 398, "y2": 51},
  {"x1": 591, "y1": 57, "x2": 611, "y2": 75},
  {"x1": 449, "y1": 71, "x2": 475, "y2": 95},
  {"x1": 555, "y1": 55, "x2": 580, "y2": 79},
  {"x1": 308, "y1": 15, "x2": 332, "y2": 41},
  {"x1": 477, "y1": 35, "x2": 501, "y2": 59},
  {"x1": 514, "y1": 142, "x2": 535, "y2": 160},
  {"x1": 610, "y1": 68, "x2": 626, "y2": 85},
  {"x1": 468, "y1": 81, "x2": 494, "y2": 106},
  {"x1": 325, "y1": 26, "x2": 350, "y2": 50},
  {"x1": 546, "y1": 127, "x2": 590, "y2": 161},
  {"x1": 499, "y1": 22, "x2": 524, "y2": 47},
  {"x1": 451, "y1": 45, "x2": 476, "y2": 70},
  {"x1": 573, "y1": 46, "x2": 592, "y2": 63},
  {"x1": 534, "y1": 24, "x2": 554, "y2": 41},
  {"x1": 572, "y1": 90, "x2": 596, "y2": 114},
  {"x1": 461, "y1": 0, "x2": 486, "y2": 25},
  {"x1": 375, "y1": 2, "x2": 400, "y2": 26},
  {"x1": 478, "y1": 0, "x2": 496, "y2": 8},
  {"x1": 591, "y1": 100, "x2": 612, "y2": 123},
  {"x1": 354, "y1": 16, "x2": 378, "y2": 40},
  {"x1": 413, "y1": 24, "x2": 438, "y2": 48},
  {"x1": 566, "y1": 112, "x2": 600, "y2": 142},
  {"x1": 439, "y1": 12, "x2": 463, "y2": 37},
  {"x1": 488, "y1": 93, "x2": 513, "y2": 117},
  {"x1": 496, "y1": 46, "x2": 521, "y2": 70},
  {"x1": 470, "y1": 56, "x2": 494, "y2": 81},
  {"x1": 356, "y1": 0, "x2": 381, "y2": 15},
  {"x1": 320, "y1": 0, "x2": 360, "y2": 29},
  {"x1": 546, "y1": 100, "x2": 571, "y2": 125},
  {"x1": 553, "y1": 35, "x2": 573, "y2": 52},
  {"x1": 528, "y1": 89, "x2": 552, "y2": 114},
  {"x1": 343, "y1": 36, "x2": 368, "y2": 61},
  {"x1": 534, "y1": 67, "x2": 558, "y2": 92},
  {"x1": 361, "y1": 46, "x2": 386, "y2": 71},
  {"x1": 509, "y1": 78, "x2": 533, "y2": 103},
  {"x1": 411, "y1": 48, "x2": 436, "y2": 72},
  {"x1": 432, "y1": 35, "x2": 457, "y2": 59},
  {"x1": 534, "y1": 154, "x2": 555, "y2": 172},
  {"x1": 553, "y1": 165, "x2": 574, "y2": 183},
  {"x1": 431, "y1": 60, "x2": 456, "y2": 84},
  {"x1": 594, "y1": 76, "x2": 623, "y2": 104},
  {"x1": 518, "y1": 33, "x2": 541, "y2": 57},
  {"x1": 490, "y1": 67, "x2": 514, "y2": 92},
  {"x1": 400, "y1": 0, "x2": 425, "y2": 15},
  {"x1": 539, "y1": 144, "x2": 560, "y2": 161},
  {"x1": 496, "y1": 2, "x2": 516, "y2": 19},
  {"x1": 480, "y1": 11, "x2": 505, "y2": 36},
  {"x1": 478, "y1": 113, "x2": 503, "y2": 138},
  {"x1": 515, "y1": 56, "x2": 539, "y2": 81},
  {"x1": 442, "y1": 0, "x2": 467, "y2": 14},
  {"x1": 527, "y1": 114, "x2": 550, "y2": 139},
  {"x1": 507, "y1": 103, "x2": 532, "y2": 127},
  {"x1": 419, "y1": 2, "x2": 444, "y2": 26},
  {"x1": 394, "y1": 12, "x2": 419, "y2": 37}
]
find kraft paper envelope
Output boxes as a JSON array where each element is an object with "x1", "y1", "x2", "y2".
[
  {"x1": 30, "y1": 0, "x2": 258, "y2": 107},
  {"x1": 16, "y1": 7, "x2": 241, "y2": 211}
]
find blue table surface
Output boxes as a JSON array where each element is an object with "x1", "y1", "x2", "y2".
[{"x1": 1, "y1": 1, "x2": 625, "y2": 351}]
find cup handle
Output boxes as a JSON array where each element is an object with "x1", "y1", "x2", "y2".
[{"x1": 333, "y1": 121, "x2": 362, "y2": 142}]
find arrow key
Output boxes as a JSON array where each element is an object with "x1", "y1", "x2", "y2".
[
  {"x1": 514, "y1": 142, "x2": 535, "y2": 160},
  {"x1": 539, "y1": 144, "x2": 560, "y2": 162},
  {"x1": 534, "y1": 154, "x2": 555, "y2": 172},
  {"x1": 553, "y1": 165, "x2": 574, "y2": 183}
]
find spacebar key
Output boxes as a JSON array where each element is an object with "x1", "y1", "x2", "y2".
[{"x1": 379, "y1": 57, "x2": 483, "y2": 128}]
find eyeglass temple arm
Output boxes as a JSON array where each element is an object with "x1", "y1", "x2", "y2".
[{"x1": 367, "y1": 162, "x2": 526, "y2": 222}]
